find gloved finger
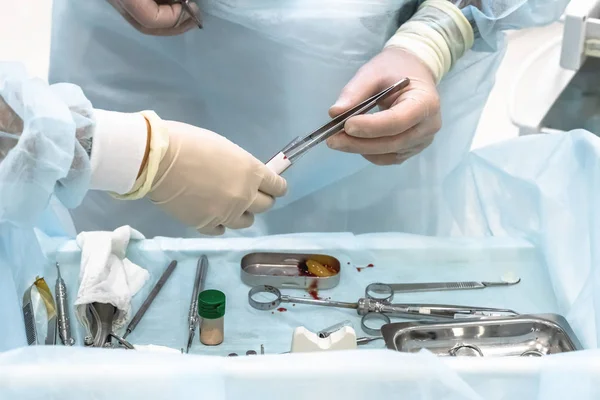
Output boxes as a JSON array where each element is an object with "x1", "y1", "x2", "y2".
[
  {"x1": 362, "y1": 142, "x2": 430, "y2": 166},
  {"x1": 111, "y1": 2, "x2": 196, "y2": 36},
  {"x1": 223, "y1": 212, "x2": 255, "y2": 230},
  {"x1": 0, "y1": 96, "x2": 23, "y2": 134},
  {"x1": 117, "y1": 0, "x2": 187, "y2": 29},
  {"x1": 329, "y1": 66, "x2": 387, "y2": 118},
  {"x1": 258, "y1": 165, "x2": 288, "y2": 197},
  {"x1": 344, "y1": 91, "x2": 439, "y2": 139},
  {"x1": 327, "y1": 116, "x2": 439, "y2": 154},
  {"x1": 198, "y1": 224, "x2": 225, "y2": 236},
  {"x1": 248, "y1": 192, "x2": 275, "y2": 214}
]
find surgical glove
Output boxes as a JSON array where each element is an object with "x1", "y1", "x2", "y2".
[
  {"x1": 327, "y1": 0, "x2": 474, "y2": 166},
  {"x1": 146, "y1": 120, "x2": 287, "y2": 235},
  {"x1": 327, "y1": 48, "x2": 441, "y2": 166},
  {"x1": 0, "y1": 95, "x2": 23, "y2": 135},
  {"x1": 106, "y1": 0, "x2": 199, "y2": 35}
]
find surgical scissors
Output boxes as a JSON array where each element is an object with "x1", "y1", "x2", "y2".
[
  {"x1": 265, "y1": 78, "x2": 411, "y2": 175},
  {"x1": 248, "y1": 285, "x2": 519, "y2": 335}
]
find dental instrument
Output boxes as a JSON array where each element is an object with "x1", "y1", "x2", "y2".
[
  {"x1": 123, "y1": 260, "x2": 178, "y2": 339},
  {"x1": 55, "y1": 263, "x2": 74, "y2": 345},
  {"x1": 365, "y1": 277, "x2": 521, "y2": 302},
  {"x1": 266, "y1": 78, "x2": 410, "y2": 174},
  {"x1": 186, "y1": 255, "x2": 209, "y2": 353}
]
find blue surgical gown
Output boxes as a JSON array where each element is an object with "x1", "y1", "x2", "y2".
[{"x1": 48, "y1": 0, "x2": 568, "y2": 238}]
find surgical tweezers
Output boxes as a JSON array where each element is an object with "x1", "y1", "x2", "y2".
[{"x1": 265, "y1": 78, "x2": 411, "y2": 175}]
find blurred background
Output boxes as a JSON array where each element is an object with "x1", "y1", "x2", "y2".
[{"x1": 0, "y1": 1, "x2": 574, "y2": 150}]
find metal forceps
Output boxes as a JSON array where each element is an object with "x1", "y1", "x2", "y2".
[
  {"x1": 248, "y1": 285, "x2": 519, "y2": 336},
  {"x1": 156, "y1": 0, "x2": 202, "y2": 29},
  {"x1": 265, "y1": 78, "x2": 411, "y2": 175},
  {"x1": 365, "y1": 278, "x2": 521, "y2": 303}
]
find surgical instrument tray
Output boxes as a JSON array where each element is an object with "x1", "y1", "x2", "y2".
[
  {"x1": 380, "y1": 313, "x2": 582, "y2": 357},
  {"x1": 241, "y1": 253, "x2": 341, "y2": 289}
]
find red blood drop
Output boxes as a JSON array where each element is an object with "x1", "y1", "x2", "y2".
[
  {"x1": 277, "y1": 307, "x2": 287, "y2": 312},
  {"x1": 308, "y1": 280, "x2": 320, "y2": 300}
]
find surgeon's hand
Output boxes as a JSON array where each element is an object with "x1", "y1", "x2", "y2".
[
  {"x1": 106, "y1": 0, "x2": 199, "y2": 36},
  {"x1": 148, "y1": 121, "x2": 287, "y2": 235},
  {"x1": 327, "y1": 48, "x2": 441, "y2": 166},
  {"x1": 0, "y1": 95, "x2": 23, "y2": 135}
]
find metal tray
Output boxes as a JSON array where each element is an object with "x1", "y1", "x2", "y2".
[
  {"x1": 380, "y1": 313, "x2": 582, "y2": 357},
  {"x1": 240, "y1": 252, "x2": 341, "y2": 289}
]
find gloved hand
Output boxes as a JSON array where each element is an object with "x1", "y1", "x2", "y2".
[
  {"x1": 327, "y1": 47, "x2": 441, "y2": 166},
  {"x1": 106, "y1": 0, "x2": 199, "y2": 35},
  {"x1": 0, "y1": 95, "x2": 23, "y2": 135},
  {"x1": 148, "y1": 121, "x2": 287, "y2": 235}
]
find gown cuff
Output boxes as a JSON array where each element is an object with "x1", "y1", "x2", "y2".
[{"x1": 89, "y1": 109, "x2": 148, "y2": 194}]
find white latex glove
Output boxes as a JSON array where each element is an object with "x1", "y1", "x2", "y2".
[
  {"x1": 106, "y1": 0, "x2": 200, "y2": 35},
  {"x1": 327, "y1": 47, "x2": 441, "y2": 166},
  {"x1": 148, "y1": 121, "x2": 287, "y2": 235}
]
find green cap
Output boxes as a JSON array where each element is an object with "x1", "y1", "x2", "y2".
[{"x1": 198, "y1": 290, "x2": 226, "y2": 319}]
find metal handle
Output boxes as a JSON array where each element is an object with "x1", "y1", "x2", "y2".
[
  {"x1": 380, "y1": 303, "x2": 519, "y2": 319},
  {"x1": 189, "y1": 255, "x2": 208, "y2": 325},
  {"x1": 125, "y1": 260, "x2": 178, "y2": 338},
  {"x1": 55, "y1": 263, "x2": 74, "y2": 346},
  {"x1": 281, "y1": 295, "x2": 358, "y2": 310},
  {"x1": 383, "y1": 282, "x2": 486, "y2": 293},
  {"x1": 248, "y1": 285, "x2": 357, "y2": 311}
]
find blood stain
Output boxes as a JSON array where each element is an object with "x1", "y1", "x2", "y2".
[
  {"x1": 277, "y1": 307, "x2": 287, "y2": 312},
  {"x1": 356, "y1": 263, "x2": 375, "y2": 272},
  {"x1": 308, "y1": 280, "x2": 320, "y2": 300}
]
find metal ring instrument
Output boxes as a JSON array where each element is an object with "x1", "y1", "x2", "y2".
[
  {"x1": 365, "y1": 278, "x2": 521, "y2": 302},
  {"x1": 248, "y1": 285, "x2": 519, "y2": 335}
]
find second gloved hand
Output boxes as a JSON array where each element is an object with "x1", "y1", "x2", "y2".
[
  {"x1": 148, "y1": 121, "x2": 287, "y2": 235},
  {"x1": 106, "y1": 0, "x2": 199, "y2": 35},
  {"x1": 327, "y1": 47, "x2": 441, "y2": 166}
]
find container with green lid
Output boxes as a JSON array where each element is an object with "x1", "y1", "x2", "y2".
[
  {"x1": 198, "y1": 289, "x2": 226, "y2": 319},
  {"x1": 198, "y1": 290, "x2": 226, "y2": 346}
]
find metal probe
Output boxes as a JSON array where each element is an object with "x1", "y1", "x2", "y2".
[
  {"x1": 186, "y1": 255, "x2": 209, "y2": 353},
  {"x1": 55, "y1": 263, "x2": 74, "y2": 346},
  {"x1": 123, "y1": 260, "x2": 178, "y2": 339}
]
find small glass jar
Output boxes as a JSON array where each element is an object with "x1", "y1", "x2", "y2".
[{"x1": 198, "y1": 289, "x2": 226, "y2": 346}]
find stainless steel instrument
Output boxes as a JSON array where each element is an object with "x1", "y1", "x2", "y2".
[
  {"x1": 380, "y1": 313, "x2": 583, "y2": 357},
  {"x1": 22, "y1": 278, "x2": 57, "y2": 345},
  {"x1": 317, "y1": 321, "x2": 383, "y2": 345},
  {"x1": 317, "y1": 320, "x2": 353, "y2": 338},
  {"x1": 265, "y1": 79, "x2": 410, "y2": 175},
  {"x1": 365, "y1": 278, "x2": 521, "y2": 302},
  {"x1": 155, "y1": 0, "x2": 202, "y2": 28},
  {"x1": 22, "y1": 284, "x2": 38, "y2": 346},
  {"x1": 186, "y1": 255, "x2": 208, "y2": 353},
  {"x1": 248, "y1": 285, "x2": 519, "y2": 335},
  {"x1": 55, "y1": 263, "x2": 74, "y2": 346},
  {"x1": 241, "y1": 252, "x2": 341, "y2": 289},
  {"x1": 124, "y1": 260, "x2": 178, "y2": 339}
]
